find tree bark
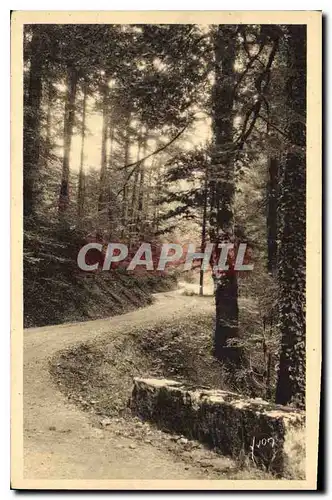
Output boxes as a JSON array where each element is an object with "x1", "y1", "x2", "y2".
[
  {"x1": 199, "y1": 161, "x2": 208, "y2": 296},
  {"x1": 59, "y1": 66, "x2": 78, "y2": 214},
  {"x1": 98, "y1": 82, "x2": 110, "y2": 215},
  {"x1": 145, "y1": 155, "x2": 156, "y2": 230},
  {"x1": 267, "y1": 157, "x2": 279, "y2": 274},
  {"x1": 130, "y1": 130, "x2": 144, "y2": 235},
  {"x1": 107, "y1": 121, "x2": 116, "y2": 228},
  {"x1": 45, "y1": 80, "x2": 55, "y2": 157},
  {"x1": 211, "y1": 25, "x2": 241, "y2": 365},
  {"x1": 78, "y1": 80, "x2": 87, "y2": 220},
  {"x1": 23, "y1": 26, "x2": 43, "y2": 219},
  {"x1": 153, "y1": 161, "x2": 162, "y2": 234},
  {"x1": 121, "y1": 113, "x2": 131, "y2": 238},
  {"x1": 275, "y1": 26, "x2": 306, "y2": 409},
  {"x1": 137, "y1": 134, "x2": 148, "y2": 236}
]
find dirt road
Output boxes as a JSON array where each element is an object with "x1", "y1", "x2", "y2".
[{"x1": 24, "y1": 286, "x2": 221, "y2": 480}]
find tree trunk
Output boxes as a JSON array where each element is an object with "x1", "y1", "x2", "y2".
[
  {"x1": 107, "y1": 122, "x2": 116, "y2": 229},
  {"x1": 45, "y1": 80, "x2": 54, "y2": 157},
  {"x1": 77, "y1": 81, "x2": 87, "y2": 220},
  {"x1": 199, "y1": 161, "x2": 208, "y2": 296},
  {"x1": 121, "y1": 113, "x2": 131, "y2": 238},
  {"x1": 215, "y1": 274, "x2": 240, "y2": 363},
  {"x1": 211, "y1": 26, "x2": 241, "y2": 365},
  {"x1": 153, "y1": 161, "x2": 162, "y2": 234},
  {"x1": 130, "y1": 131, "x2": 143, "y2": 233},
  {"x1": 23, "y1": 27, "x2": 43, "y2": 219},
  {"x1": 59, "y1": 66, "x2": 78, "y2": 214},
  {"x1": 137, "y1": 134, "x2": 148, "y2": 236},
  {"x1": 275, "y1": 26, "x2": 306, "y2": 409},
  {"x1": 145, "y1": 155, "x2": 156, "y2": 230},
  {"x1": 267, "y1": 157, "x2": 279, "y2": 274},
  {"x1": 98, "y1": 83, "x2": 109, "y2": 215}
]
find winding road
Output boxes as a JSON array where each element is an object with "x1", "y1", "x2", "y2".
[{"x1": 23, "y1": 285, "x2": 219, "y2": 481}]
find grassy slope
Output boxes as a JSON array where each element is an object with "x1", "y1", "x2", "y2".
[{"x1": 24, "y1": 268, "x2": 177, "y2": 328}]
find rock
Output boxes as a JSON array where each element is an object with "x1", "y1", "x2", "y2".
[
  {"x1": 130, "y1": 377, "x2": 305, "y2": 477},
  {"x1": 129, "y1": 443, "x2": 137, "y2": 449},
  {"x1": 198, "y1": 460, "x2": 212, "y2": 468},
  {"x1": 189, "y1": 442, "x2": 201, "y2": 449},
  {"x1": 100, "y1": 417, "x2": 112, "y2": 426}
]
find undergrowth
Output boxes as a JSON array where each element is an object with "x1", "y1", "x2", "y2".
[{"x1": 49, "y1": 313, "x2": 227, "y2": 417}]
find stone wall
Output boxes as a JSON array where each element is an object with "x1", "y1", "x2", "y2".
[{"x1": 130, "y1": 378, "x2": 305, "y2": 478}]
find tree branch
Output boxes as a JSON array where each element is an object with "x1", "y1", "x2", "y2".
[
  {"x1": 234, "y1": 41, "x2": 266, "y2": 96},
  {"x1": 119, "y1": 123, "x2": 189, "y2": 171},
  {"x1": 257, "y1": 114, "x2": 290, "y2": 140},
  {"x1": 234, "y1": 37, "x2": 279, "y2": 156}
]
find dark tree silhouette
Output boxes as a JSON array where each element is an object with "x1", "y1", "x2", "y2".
[{"x1": 275, "y1": 25, "x2": 306, "y2": 408}]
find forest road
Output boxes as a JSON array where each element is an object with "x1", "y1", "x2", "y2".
[{"x1": 23, "y1": 283, "x2": 219, "y2": 481}]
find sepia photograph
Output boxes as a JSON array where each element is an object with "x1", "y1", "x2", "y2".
[{"x1": 11, "y1": 10, "x2": 322, "y2": 490}]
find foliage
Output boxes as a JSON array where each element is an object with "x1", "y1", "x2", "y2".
[{"x1": 23, "y1": 23, "x2": 307, "y2": 407}]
